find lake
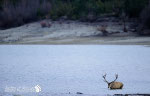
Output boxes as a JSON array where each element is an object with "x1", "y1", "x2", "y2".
[{"x1": 0, "y1": 45, "x2": 150, "y2": 96}]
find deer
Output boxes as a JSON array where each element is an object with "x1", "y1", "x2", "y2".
[
  {"x1": 97, "y1": 25, "x2": 108, "y2": 36},
  {"x1": 40, "y1": 21, "x2": 51, "y2": 28},
  {"x1": 102, "y1": 74, "x2": 123, "y2": 90}
]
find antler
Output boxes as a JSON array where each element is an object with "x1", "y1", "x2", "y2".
[
  {"x1": 111, "y1": 74, "x2": 118, "y2": 83},
  {"x1": 102, "y1": 74, "x2": 109, "y2": 84}
]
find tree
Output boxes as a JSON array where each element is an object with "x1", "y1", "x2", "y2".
[{"x1": 138, "y1": 0, "x2": 150, "y2": 35}]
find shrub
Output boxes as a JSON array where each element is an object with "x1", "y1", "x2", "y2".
[
  {"x1": 138, "y1": 0, "x2": 150, "y2": 35},
  {"x1": 0, "y1": 0, "x2": 149, "y2": 29},
  {"x1": 0, "y1": 0, "x2": 51, "y2": 29},
  {"x1": 141, "y1": 1, "x2": 150, "y2": 28},
  {"x1": 124, "y1": 0, "x2": 149, "y2": 17},
  {"x1": 50, "y1": 1, "x2": 75, "y2": 20}
]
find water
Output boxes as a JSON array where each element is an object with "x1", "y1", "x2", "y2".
[{"x1": 0, "y1": 45, "x2": 150, "y2": 96}]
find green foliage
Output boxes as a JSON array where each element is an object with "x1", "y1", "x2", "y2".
[
  {"x1": 112, "y1": 0, "x2": 124, "y2": 16},
  {"x1": 1, "y1": 0, "x2": 149, "y2": 21},
  {"x1": 140, "y1": 1, "x2": 150, "y2": 30},
  {"x1": 124, "y1": 0, "x2": 149, "y2": 17},
  {"x1": 49, "y1": 0, "x2": 117, "y2": 20},
  {"x1": 50, "y1": 1, "x2": 75, "y2": 20},
  {"x1": 49, "y1": 0, "x2": 149, "y2": 20},
  {"x1": 0, "y1": 0, "x2": 149, "y2": 28}
]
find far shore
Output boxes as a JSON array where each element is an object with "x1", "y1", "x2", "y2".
[{"x1": 0, "y1": 20, "x2": 150, "y2": 45}]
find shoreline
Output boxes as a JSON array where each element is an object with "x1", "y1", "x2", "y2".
[
  {"x1": 0, "y1": 20, "x2": 150, "y2": 45},
  {"x1": 1, "y1": 36, "x2": 150, "y2": 45}
]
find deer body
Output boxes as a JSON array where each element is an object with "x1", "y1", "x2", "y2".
[
  {"x1": 108, "y1": 82, "x2": 123, "y2": 89},
  {"x1": 103, "y1": 74, "x2": 123, "y2": 90}
]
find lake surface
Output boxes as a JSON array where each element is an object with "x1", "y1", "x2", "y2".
[{"x1": 0, "y1": 45, "x2": 150, "y2": 96}]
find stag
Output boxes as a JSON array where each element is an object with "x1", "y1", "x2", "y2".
[{"x1": 102, "y1": 74, "x2": 123, "y2": 90}]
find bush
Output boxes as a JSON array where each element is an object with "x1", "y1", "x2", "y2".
[
  {"x1": 49, "y1": 0, "x2": 115, "y2": 21},
  {"x1": 124, "y1": 0, "x2": 149, "y2": 17},
  {"x1": 138, "y1": 0, "x2": 150, "y2": 35},
  {"x1": 141, "y1": 1, "x2": 150, "y2": 28},
  {"x1": 50, "y1": 1, "x2": 75, "y2": 20},
  {"x1": 0, "y1": 0, "x2": 149, "y2": 29},
  {"x1": 0, "y1": 0, "x2": 51, "y2": 29}
]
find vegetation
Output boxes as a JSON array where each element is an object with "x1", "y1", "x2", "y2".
[
  {"x1": 0, "y1": 0, "x2": 149, "y2": 29},
  {"x1": 49, "y1": 0, "x2": 149, "y2": 20},
  {"x1": 124, "y1": 0, "x2": 149, "y2": 17},
  {"x1": 138, "y1": 0, "x2": 150, "y2": 35},
  {"x1": 0, "y1": 0, "x2": 51, "y2": 28}
]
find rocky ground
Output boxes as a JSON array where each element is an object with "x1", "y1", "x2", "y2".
[{"x1": 0, "y1": 19, "x2": 150, "y2": 45}]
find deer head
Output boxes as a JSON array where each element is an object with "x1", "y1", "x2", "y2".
[{"x1": 102, "y1": 74, "x2": 123, "y2": 90}]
